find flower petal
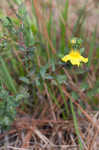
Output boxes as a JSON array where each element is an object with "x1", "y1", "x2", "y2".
[
  {"x1": 70, "y1": 58, "x2": 80, "y2": 66},
  {"x1": 61, "y1": 50, "x2": 88, "y2": 67},
  {"x1": 61, "y1": 55, "x2": 70, "y2": 62},
  {"x1": 80, "y1": 56, "x2": 88, "y2": 63}
]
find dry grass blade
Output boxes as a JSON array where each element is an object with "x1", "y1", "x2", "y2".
[
  {"x1": 33, "y1": 0, "x2": 56, "y2": 54},
  {"x1": 7, "y1": 146, "x2": 28, "y2": 150}
]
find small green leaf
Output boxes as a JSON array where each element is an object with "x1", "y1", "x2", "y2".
[
  {"x1": 80, "y1": 82, "x2": 89, "y2": 90},
  {"x1": 72, "y1": 91, "x2": 79, "y2": 100},
  {"x1": 40, "y1": 64, "x2": 49, "y2": 78},
  {"x1": 44, "y1": 75, "x2": 53, "y2": 80},
  {"x1": 56, "y1": 75, "x2": 67, "y2": 84},
  {"x1": 19, "y1": 77, "x2": 30, "y2": 84}
]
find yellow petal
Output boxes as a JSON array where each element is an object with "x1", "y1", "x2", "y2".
[
  {"x1": 81, "y1": 56, "x2": 88, "y2": 63},
  {"x1": 61, "y1": 50, "x2": 88, "y2": 67},
  {"x1": 70, "y1": 58, "x2": 80, "y2": 66},
  {"x1": 61, "y1": 55, "x2": 70, "y2": 62}
]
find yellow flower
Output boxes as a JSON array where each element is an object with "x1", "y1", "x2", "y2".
[{"x1": 61, "y1": 50, "x2": 88, "y2": 67}]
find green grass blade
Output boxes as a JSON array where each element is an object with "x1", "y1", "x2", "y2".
[
  {"x1": 60, "y1": 0, "x2": 69, "y2": 52},
  {"x1": 56, "y1": 81, "x2": 69, "y2": 117},
  {"x1": 72, "y1": 3, "x2": 87, "y2": 37},
  {"x1": 88, "y1": 27, "x2": 96, "y2": 68},
  {"x1": 47, "y1": 84, "x2": 66, "y2": 120},
  {"x1": 0, "y1": 56, "x2": 17, "y2": 93},
  {"x1": 47, "y1": 0, "x2": 53, "y2": 38},
  {"x1": 70, "y1": 99, "x2": 83, "y2": 150},
  {"x1": 47, "y1": 85, "x2": 60, "y2": 108}
]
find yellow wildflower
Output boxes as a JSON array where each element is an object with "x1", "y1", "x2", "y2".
[{"x1": 61, "y1": 50, "x2": 88, "y2": 67}]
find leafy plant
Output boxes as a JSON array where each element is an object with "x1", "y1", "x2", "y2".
[{"x1": 0, "y1": 84, "x2": 25, "y2": 129}]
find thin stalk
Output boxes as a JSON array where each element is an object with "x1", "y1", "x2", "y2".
[
  {"x1": 0, "y1": 56, "x2": 17, "y2": 93},
  {"x1": 70, "y1": 99, "x2": 83, "y2": 150}
]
